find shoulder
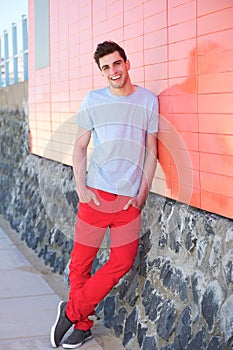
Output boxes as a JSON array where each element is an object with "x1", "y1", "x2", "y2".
[
  {"x1": 88, "y1": 87, "x2": 109, "y2": 99},
  {"x1": 136, "y1": 86, "x2": 158, "y2": 107},
  {"x1": 135, "y1": 87, "x2": 158, "y2": 111},
  {"x1": 80, "y1": 87, "x2": 109, "y2": 110},
  {"x1": 137, "y1": 86, "x2": 158, "y2": 99}
]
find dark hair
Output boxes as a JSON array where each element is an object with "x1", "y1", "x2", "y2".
[{"x1": 94, "y1": 41, "x2": 127, "y2": 69}]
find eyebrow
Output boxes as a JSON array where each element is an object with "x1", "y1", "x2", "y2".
[{"x1": 101, "y1": 59, "x2": 123, "y2": 70}]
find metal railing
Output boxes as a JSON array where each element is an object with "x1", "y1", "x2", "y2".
[{"x1": 0, "y1": 15, "x2": 28, "y2": 87}]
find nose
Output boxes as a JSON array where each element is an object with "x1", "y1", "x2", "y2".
[{"x1": 110, "y1": 65, "x2": 118, "y2": 75}]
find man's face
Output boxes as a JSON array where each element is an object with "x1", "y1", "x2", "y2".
[{"x1": 99, "y1": 51, "x2": 130, "y2": 93}]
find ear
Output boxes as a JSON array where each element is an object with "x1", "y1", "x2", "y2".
[
  {"x1": 100, "y1": 67, "x2": 106, "y2": 77},
  {"x1": 126, "y1": 59, "x2": 130, "y2": 71}
]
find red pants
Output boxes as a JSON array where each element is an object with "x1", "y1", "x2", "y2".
[{"x1": 66, "y1": 188, "x2": 141, "y2": 331}]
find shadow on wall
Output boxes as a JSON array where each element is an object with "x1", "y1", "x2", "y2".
[{"x1": 158, "y1": 40, "x2": 232, "y2": 214}]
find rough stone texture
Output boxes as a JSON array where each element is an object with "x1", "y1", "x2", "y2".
[
  {"x1": 220, "y1": 295, "x2": 233, "y2": 346},
  {"x1": 1, "y1": 85, "x2": 233, "y2": 349},
  {"x1": 123, "y1": 307, "x2": 138, "y2": 347},
  {"x1": 141, "y1": 336, "x2": 158, "y2": 350},
  {"x1": 103, "y1": 296, "x2": 115, "y2": 328},
  {"x1": 222, "y1": 249, "x2": 233, "y2": 286},
  {"x1": 174, "y1": 306, "x2": 192, "y2": 349},
  {"x1": 207, "y1": 336, "x2": 223, "y2": 350},
  {"x1": 112, "y1": 307, "x2": 127, "y2": 337},
  {"x1": 187, "y1": 327, "x2": 207, "y2": 350},
  {"x1": 0, "y1": 100, "x2": 76, "y2": 275},
  {"x1": 137, "y1": 323, "x2": 148, "y2": 348},
  {"x1": 142, "y1": 280, "x2": 163, "y2": 322},
  {"x1": 201, "y1": 280, "x2": 224, "y2": 333}
]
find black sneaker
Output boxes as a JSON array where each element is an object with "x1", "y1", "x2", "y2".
[
  {"x1": 50, "y1": 301, "x2": 73, "y2": 347},
  {"x1": 62, "y1": 329, "x2": 93, "y2": 349}
]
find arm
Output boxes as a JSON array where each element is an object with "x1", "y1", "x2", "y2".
[
  {"x1": 124, "y1": 132, "x2": 158, "y2": 210},
  {"x1": 73, "y1": 126, "x2": 100, "y2": 205}
]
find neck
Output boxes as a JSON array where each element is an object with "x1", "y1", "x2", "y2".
[{"x1": 109, "y1": 83, "x2": 137, "y2": 96}]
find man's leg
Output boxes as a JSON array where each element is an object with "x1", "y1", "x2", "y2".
[
  {"x1": 50, "y1": 201, "x2": 107, "y2": 347},
  {"x1": 66, "y1": 242, "x2": 99, "y2": 331},
  {"x1": 51, "y1": 192, "x2": 141, "y2": 348},
  {"x1": 66, "y1": 203, "x2": 140, "y2": 326},
  {"x1": 68, "y1": 239, "x2": 139, "y2": 313},
  {"x1": 66, "y1": 201, "x2": 108, "y2": 330},
  {"x1": 63, "y1": 239, "x2": 138, "y2": 349}
]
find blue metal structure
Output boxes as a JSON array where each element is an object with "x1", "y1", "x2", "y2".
[
  {"x1": 22, "y1": 15, "x2": 28, "y2": 82},
  {"x1": 4, "y1": 30, "x2": 9, "y2": 86},
  {"x1": 0, "y1": 42, "x2": 2, "y2": 87},
  {"x1": 12, "y1": 23, "x2": 18, "y2": 84},
  {"x1": 0, "y1": 15, "x2": 28, "y2": 87}
]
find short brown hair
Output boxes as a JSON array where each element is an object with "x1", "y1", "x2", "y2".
[{"x1": 94, "y1": 41, "x2": 127, "y2": 69}]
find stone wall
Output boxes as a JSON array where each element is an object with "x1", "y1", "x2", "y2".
[
  {"x1": 98, "y1": 200, "x2": 233, "y2": 350},
  {"x1": 0, "y1": 84, "x2": 232, "y2": 350}
]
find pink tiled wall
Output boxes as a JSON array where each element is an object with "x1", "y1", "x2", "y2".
[{"x1": 28, "y1": 0, "x2": 233, "y2": 219}]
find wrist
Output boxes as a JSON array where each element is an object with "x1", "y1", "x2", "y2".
[
  {"x1": 137, "y1": 189, "x2": 149, "y2": 200},
  {"x1": 76, "y1": 184, "x2": 88, "y2": 196}
]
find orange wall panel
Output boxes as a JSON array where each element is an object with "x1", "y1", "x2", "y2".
[
  {"x1": 200, "y1": 172, "x2": 233, "y2": 198},
  {"x1": 197, "y1": 0, "x2": 233, "y2": 16},
  {"x1": 28, "y1": 0, "x2": 233, "y2": 219},
  {"x1": 200, "y1": 153, "x2": 233, "y2": 177},
  {"x1": 198, "y1": 7, "x2": 233, "y2": 35},
  {"x1": 199, "y1": 134, "x2": 233, "y2": 155},
  {"x1": 199, "y1": 114, "x2": 233, "y2": 134},
  {"x1": 144, "y1": 12, "x2": 167, "y2": 33},
  {"x1": 168, "y1": 1, "x2": 196, "y2": 25},
  {"x1": 201, "y1": 191, "x2": 233, "y2": 219}
]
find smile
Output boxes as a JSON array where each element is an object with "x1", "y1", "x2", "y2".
[{"x1": 111, "y1": 75, "x2": 121, "y2": 81}]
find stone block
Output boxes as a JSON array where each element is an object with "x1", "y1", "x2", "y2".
[
  {"x1": 187, "y1": 327, "x2": 206, "y2": 350},
  {"x1": 174, "y1": 306, "x2": 192, "y2": 350},
  {"x1": 222, "y1": 249, "x2": 233, "y2": 286},
  {"x1": 220, "y1": 295, "x2": 233, "y2": 346},
  {"x1": 201, "y1": 280, "x2": 224, "y2": 332},
  {"x1": 142, "y1": 336, "x2": 157, "y2": 350},
  {"x1": 112, "y1": 307, "x2": 127, "y2": 337},
  {"x1": 123, "y1": 307, "x2": 138, "y2": 346},
  {"x1": 157, "y1": 300, "x2": 176, "y2": 340},
  {"x1": 103, "y1": 296, "x2": 115, "y2": 328},
  {"x1": 137, "y1": 323, "x2": 147, "y2": 348},
  {"x1": 207, "y1": 336, "x2": 223, "y2": 350}
]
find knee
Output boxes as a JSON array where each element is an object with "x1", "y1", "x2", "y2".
[
  {"x1": 122, "y1": 257, "x2": 135, "y2": 272},
  {"x1": 109, "y1": 240, "x2": 138, "y2": 275},
  {"x1": 112, "y1": 254, "x2": 136, "y2": 276}
]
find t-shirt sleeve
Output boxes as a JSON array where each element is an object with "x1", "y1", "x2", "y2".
[
  {"x1": 147, "y1": 95, "x2": 159, "y2": 134},
  {"x1": 76, "y1": 93, "x2": 93, "y2": 130}
]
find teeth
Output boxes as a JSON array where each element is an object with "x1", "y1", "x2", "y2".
[{"x1": 112, "y1": 75, "x2": 121, "y2": 80}]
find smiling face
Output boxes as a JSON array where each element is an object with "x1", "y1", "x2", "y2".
[{"x1": 99, "y1": 51, "x2": 133, "y2": 96}]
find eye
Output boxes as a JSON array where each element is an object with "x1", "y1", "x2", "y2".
[{"x1": 102, "y1": 66, "x2": 109, "y2": 71}]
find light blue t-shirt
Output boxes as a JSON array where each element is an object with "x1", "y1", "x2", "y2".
[{"x1": 77, "y1": 86, "x2": 159, "y2": 197}]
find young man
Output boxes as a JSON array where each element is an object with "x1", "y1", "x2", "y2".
[{"x1": 50, "y1": 41, "x2": 158, "y2": 349}]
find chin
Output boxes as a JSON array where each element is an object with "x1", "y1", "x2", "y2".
[{"x1": 110, "y1": 82, "x2": 124, "y2": 89}]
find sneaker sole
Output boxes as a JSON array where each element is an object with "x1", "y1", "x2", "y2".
[
  {"x1": 50, "y1": 301, "x2": 64, "y2": 348},
  {"x1": 62, "y1": 335, "x2": 93, "y2": 349}
]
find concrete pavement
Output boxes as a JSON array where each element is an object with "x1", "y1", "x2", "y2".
[{"x1": 0, "y1": 217, "x2": 124, "y2": 350}]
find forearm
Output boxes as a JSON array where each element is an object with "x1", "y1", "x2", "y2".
[
  {"x1": 123, "y1": 131, "x2": 157, "y2": 211},
  {"x1": 138, "y1": 148, "x2": 157, "y2": 200},
  {"x1": 72, "y1": 127, "x2": 91, "y2": 197},
  {"x1": 72, "y1": 129, "x2": 99, "y2": 205},
  {"x1": 72, "y1": 143, "x2": 88, "y2": 197},
  {"x1": 136, "y1": 132, "x2": 158, "y2": 208}
]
